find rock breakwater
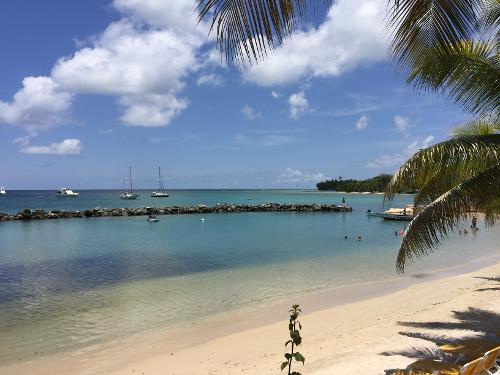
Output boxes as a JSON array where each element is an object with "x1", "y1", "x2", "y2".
[{"x1": 0, "y1": 203, "x2": 352, "y2": 222}]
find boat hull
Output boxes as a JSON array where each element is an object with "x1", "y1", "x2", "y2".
[
  {"x1": 151, "y1": 192, "x2": 169, "y2": 197},
  {"x1": 380, "y1": 214, "x2": 414, "y2": 221}
]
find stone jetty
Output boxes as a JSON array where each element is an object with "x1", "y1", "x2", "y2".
[{"x1": 0, "y1": 203, "x2": 352, "y2": 222}]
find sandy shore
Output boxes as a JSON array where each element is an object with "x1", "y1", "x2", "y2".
[{"x1": 2, "y1": 258, "x2": 499, "y2": 375}]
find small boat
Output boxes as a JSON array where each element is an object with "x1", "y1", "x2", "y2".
[
  {"x1": 368, "y1": 205, "x2": 415, "y2": 221},
  {"x1": 151, "y1": 167, "x2": 169, "y2": 198},
  {"x1": 380, "y1": 205, "x2": 415, "y2": 221},
  {"x1": 0, "y1": 186, "x2": 5, "y2": 196},
  {"x1": 120, "y1": 167, "x2": 140, "y2": 200},
  {"x1": 57, "y1": 188, "x2": 79, "y2": 197},
  {"x1": 147, "y1": 215, "x2": 159, "y2": 222}
]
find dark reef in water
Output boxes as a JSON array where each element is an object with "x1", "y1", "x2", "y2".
[{"x1": 0, "y1": 203, "x2": 352, "y2": 222}]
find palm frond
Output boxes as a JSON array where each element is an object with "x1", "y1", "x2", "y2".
[
  {"x1": 385, "y1": 135, "x2": 500, "y2": 200},
  {"x1": 452, "y1": 117, "x2": 500, "y2": 137},
  {"x1": 196, "y1": 0, "x2": 331, "y2": 64},
  {"x1": 396, "y1": 162, "x2": 500, "y2": 272},
  {"x1": 478, "y1": 0, "x2": 500, "y2": 33},
  {"x1": 388, "y1": 0, "x2": 484, "y2": 70},
  {"x1": 407, "y1": 40, "x2": 500, "y2": 115}
]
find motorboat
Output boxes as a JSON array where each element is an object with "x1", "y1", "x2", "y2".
[
  {"x1": 151, "y1": 167, "x2": 169, "y2": 198},
  {"x1": 57, "y1": 188, "x2": 79, "y2": 197},
  {"x1": 147, "y1": 215, "x2": 159, "y2": 222},
  {"x1": 380, "y1": 205, "x2": 415, "y2": 221},
  {"x1": 120, "y1": 167, "x2": 140, "y2": 200},
  {"x1": 0, "y1": 187, "x2": 5, "y2": 196},
  {"x1": 368, "y1": 205, "x2": 415, "y2": 221}
]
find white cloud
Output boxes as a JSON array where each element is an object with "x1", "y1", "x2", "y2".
[
  {"x1": 1, "y1": 1, "x2": 211, "y2": 132},
  {"x1": 289, "y1": 91, "x2": 309, "y2": 119},
  {"x1": 241, "y1": 104, "x2": 261, "y2": 120},
  {"x1": 243, "y1": 0, "x2": 387, "y2": 86},
  {"x1": 367, "y1": 135, "x2": 435, "y2": 168},
  {"x1": 355, "y1": 115, "x2": 369, "y2": 130},
  {"x1": 197, "y1": 73, "x2": 224, "y2": 87},
  {"x1": 394, "y1": 115, "x2": 412, "y2": 136},
  {"x1": 271, "y1": 90, "x2": 280, "y2": 99},
  {"x1": 0, "y1": 76, "x2": 73, "y2": 134},
  {"x1": 278, "y1": 168, "x2": 327, "y2": 184},
  {"x1": 20, "y1": 138, "x2": 83, "y2": 155},
  {"x1": 119, "y1": 93, "x2": 189, "y2": 127}
]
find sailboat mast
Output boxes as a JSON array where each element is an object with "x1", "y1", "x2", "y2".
[
  {"x1": 129, "y1": 166, "x2": 133, "y2": 192},
  {"x1": 158, "y1": 167, "x2": 161, "y2": 191}
]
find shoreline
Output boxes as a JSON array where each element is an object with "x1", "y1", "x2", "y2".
[{"x1": 2, "y1": 252, "x2": 499, "y2": 375}]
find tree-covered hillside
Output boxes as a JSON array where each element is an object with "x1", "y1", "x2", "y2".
[{"x1": 316, "y1": 174, "x2": 393, "y2": 192}]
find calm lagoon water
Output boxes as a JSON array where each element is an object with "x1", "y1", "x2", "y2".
[{"x1": 0, "y1": 190, "x2": 498, "y2": 363}]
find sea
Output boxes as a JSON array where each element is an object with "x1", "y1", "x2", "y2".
[{"x1": 0, "y1": 189, "x2": 498, "y2": 364}]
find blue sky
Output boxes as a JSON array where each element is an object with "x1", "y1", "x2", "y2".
[{"x1": 0, "y1": 0, "x2": 467, "y2": 189}]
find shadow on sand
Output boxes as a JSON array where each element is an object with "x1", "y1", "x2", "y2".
[{"x1": 380, "y1": 275, "x2": 500, "y2": 363}]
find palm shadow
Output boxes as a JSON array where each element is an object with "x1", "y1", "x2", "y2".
[
  {"x1": 474, "y1": 276, "x2": 500, "y2": 292},
  {"x1": 380, "y1": 307, "x2": 500, "y2": 360}
]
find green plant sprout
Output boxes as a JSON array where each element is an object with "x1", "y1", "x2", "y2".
[{"x1": 281, "y1": 304, "x2": 305, "y2": 375}]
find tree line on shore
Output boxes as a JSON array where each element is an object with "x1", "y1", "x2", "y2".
[{"x1": 316, "y1": 174, "x2": 395, "y2": 193}]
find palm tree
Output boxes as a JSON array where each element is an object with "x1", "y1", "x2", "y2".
[{"x1": 197, "y1": 0, "x2": 500, "y2": 271}]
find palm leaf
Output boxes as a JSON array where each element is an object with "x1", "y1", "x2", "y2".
[
  {"x1": 388, "y1": 0, "x2": 483, "y2": 70},
  {"x1": 452, "y1": 117, "x2": 500, "y2": 137},
  {"x1": 196, "y1": 0, "x2": 331, "y2": 64},
  {"x1": 407, "y1": 40, "x2": 500, "y2": 115},
  {"x1": 478, "y1": 0, "x2": 500, "y2": 33},
  {"x1": 396, "y1": 162, "x2": 500, "y2": 272},
  {"x1": 385, "y1": 135, "x2": 500, "y2": 200}
]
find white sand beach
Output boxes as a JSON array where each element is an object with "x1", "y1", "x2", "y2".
[{"x1": 2, "y1": 256, "x2": 499, "y2": 375}]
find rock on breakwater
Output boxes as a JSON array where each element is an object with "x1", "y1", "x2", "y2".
[{"x1": 0, "y1": 203, "x2": 352, "y2": 222}]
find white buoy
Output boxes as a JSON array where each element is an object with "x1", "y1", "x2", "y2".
[{"x1": 201, "y1": 218, "x2": 205, "y2": 221}]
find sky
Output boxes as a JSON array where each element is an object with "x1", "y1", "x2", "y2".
[{"x1": 0, "y1": 0, "x2": 468, "y2": 189}]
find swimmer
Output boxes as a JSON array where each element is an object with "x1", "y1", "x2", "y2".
[
  {"x1": 344, "y1": 234, "x2": 348, "y2": 239},
  {"x1": 357, "y1": 236, "x2": 363, "y2": 241}
]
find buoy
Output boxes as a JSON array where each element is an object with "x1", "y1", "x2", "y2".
[{"x1": 201, "y1": 218, "x2": 205, "y2": 221}]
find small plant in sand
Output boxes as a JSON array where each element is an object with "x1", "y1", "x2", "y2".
[{"x1": 281, "y1": 304, "x2": 305, "y2": 375}]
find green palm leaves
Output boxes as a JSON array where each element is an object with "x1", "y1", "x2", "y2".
[
  {"x1": 196, "y1": 0, "x2": 331, "y2": 64},
  {"x1": 386, "y1": 0, "x2": 500, "y2": 272},
  {"x1": 385, "y1": 135, "x2": 500, "y2": 272}
]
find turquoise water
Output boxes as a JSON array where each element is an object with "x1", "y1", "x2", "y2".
[{"x1": 0, "y1": 190, "x2": 498, "y2": 364}]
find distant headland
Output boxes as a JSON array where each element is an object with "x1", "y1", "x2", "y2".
[{"x1": 316, "y1": 174, "x2": 393, "y2": 193}]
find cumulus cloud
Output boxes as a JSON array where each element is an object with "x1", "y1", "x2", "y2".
[
  {"x1": 394, "y1": 115, "x2": 412, "y2": 136},
  {"x1": 0, "y1": 76, "x2": 73, "y2": 134},
  {"x1": 367, "y1": 135, "x2": 435, "y2": 168},
  {"x1": 289, "y1": 91, "x2": 309, "y2": 119},
  {"x1": 243, "y1": 0, "x2": 387, "y2": 86},
  {"x1": 197, "y1": 73, "x2": 224, "y2": 87},
  {"x1": 278, "y1": 168, "x2": 327, "y2": 184},
  {"x1": 1, "y1": 0, "x2": 210, "y2": 132},
  {"x1": 241, "y1": 104, "x2": 262, "y2": 120},
  {"x1": 20, "y1": 138, "x2": 83, "y2": 155},
  {"x1": 355, "y1": 115, "x2": 369, "y2": 130}
]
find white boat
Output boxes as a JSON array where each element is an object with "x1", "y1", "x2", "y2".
[
  {"x1": 57, "y1": 188, "x2": 79, "y2": 197},
  {"x1": 0, "y1": 187, "x2": 5, "y2": 196},
  {"x1": 120, "y1": 167, "x2": 140, "y2": 200},
  {"x1": 151, "y1": 167, "x2": 169, "y2": 198},
  {"x1": 368, "y1": 205, "x2": 415, "y2": 221},
  {"x1": 147, "y1": 216, "x2": 159, "y2": 222}
]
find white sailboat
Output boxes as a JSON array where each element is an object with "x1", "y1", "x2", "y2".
[
  {"x1": 151, "y1": 167, "x2": 169, "y2": 198},
  {"x1": 57, "y1": 188, "x2": 79, "y2": 197},
  {"x1": 0, "y1": 186, "x2": 6, "y2": 196},
  {"x1": 120, "y1": 166, "x2": 140, "y2": 200}
]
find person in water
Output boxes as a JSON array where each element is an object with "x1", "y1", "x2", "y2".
[
  {"x1": 471, "y1": 216, "x2": 478, "y2": 230},
  {"x1": 342, "y1": 196, "x2": 346, "y2": 205},
  {"x1": 357, "y1": 236, "x2": 362, "y2": 241}
]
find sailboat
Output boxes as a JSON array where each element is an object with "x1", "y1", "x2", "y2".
[
  {"x1": 151, "y1": 167, "x2": 169, "y2": 197},
  {"x1": 120, "y1": 166, "x2": 140, "y2": 200},
  {"x1": 0, "y1": 186, "x2": 6, "y2": 196}
]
